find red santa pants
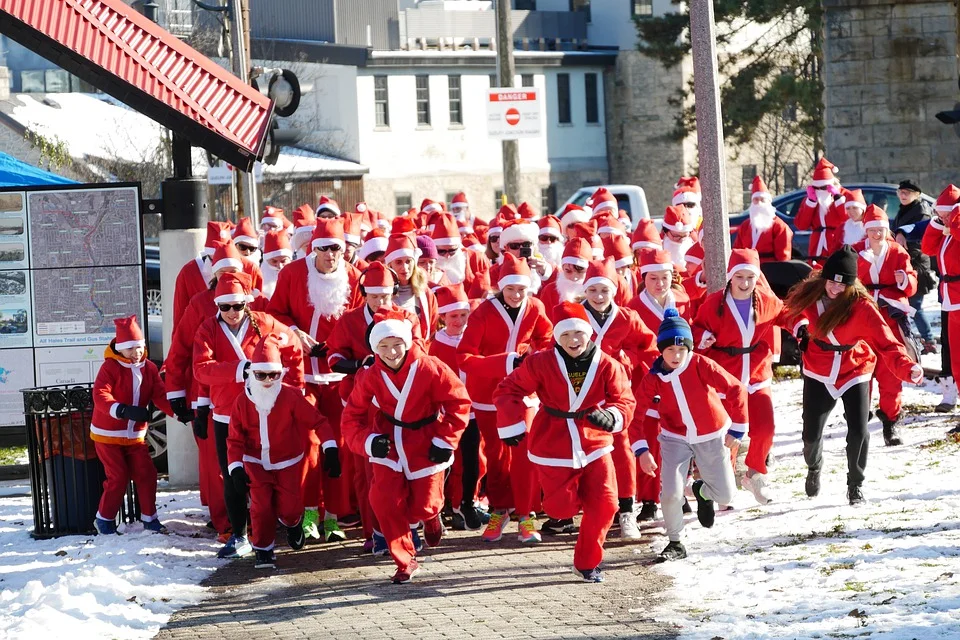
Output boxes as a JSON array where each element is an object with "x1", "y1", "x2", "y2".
[
  {"x1": 196, "y1": 429, "x2": 229, "y2": 533},
  {"x1": 302, "y1": 383, "x2": 351, "y2": 515},
  {"x1": 636, "y1": 429, "x2": 662, "y2": 503},
  {"x1": 474, "y1": 408, "x2": 539, "y2": 514},
  {"x1": 745, "y1": 386, "x2": 776, "y2": 475},
  {"x1": 611, "y1": 431, "x2": 637, "y2": 500},
  {"x1": 536, "y1": 455, "x2": 618, "y2": 571},
  {"x1": 247, "y1": 462, "x2": 304, "y2": 551},
  {"x1": 873, "y1": 312, "x2": 905, "y2": 420},
  {"x1": 368, "y1": 464, "x2": 444, "y2": 570},
  {"x1": 351, "y1": 451, "x2": 379, "y2": 539},
  {"x1": 94, "y1": 441, "x2": 157, "y2": 521}
]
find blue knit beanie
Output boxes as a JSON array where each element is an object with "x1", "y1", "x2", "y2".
[{"x1": 657, "y1": 308, "x2": 693, "y2": 352}]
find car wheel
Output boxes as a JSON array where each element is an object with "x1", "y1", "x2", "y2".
[
  {"x1": 146, "y1": 288, "x2": 162, "y2": 317},
  {"x1": 146, "y1": 407, "x2": 168, "y2": 473}
]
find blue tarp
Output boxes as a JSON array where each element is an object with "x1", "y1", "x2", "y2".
[{"x1": 0, "y1": 152, "x2": 76, "y2": 187}]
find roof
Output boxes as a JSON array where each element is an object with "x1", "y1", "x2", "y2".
[{"x1": 0, "y1": 0, "x2": 273, "y2": 170}]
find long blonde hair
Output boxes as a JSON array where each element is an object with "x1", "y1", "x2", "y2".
[{"x1": 784, "y1": 269, "x2": 873, "y2": 338}]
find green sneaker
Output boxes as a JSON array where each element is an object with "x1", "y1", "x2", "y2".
[
  {"x1": 323, "y1": 517, "x2": 346, "y2": 542},
  {"x1": 302, "y1": 509, "x2": 321, "y2": 540}
]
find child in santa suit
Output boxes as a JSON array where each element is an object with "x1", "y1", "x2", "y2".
[
  {"x1": 227, "y1": 333, "x2": 341, "y2": 569},
  {"x1": 794, "y1": 158, "x2": 847, "y2": 266},
  {"x1": 630, "y1": 309, "x2": 748, "y2": 561},
  {"x1": 457, "y1": 252, "x2": 554, "y2": 544},
  {"x1": 341, "y1": 308, "x2": 471, "y2": 584},
  {"x1": 693, "y1": 249, "x2": 787, "y2": 505},
  {"x1": 494, "y1": 302, "x2": 636, "y2": 582},
  {"x1": 830, "y1": 188, "x2": 868, "y2": 252},
  {"x1": 538, "y1": 238, "x2": 592, "y2": 316},
  {"x1": 733, "y1": 176, "x2": 793, "y2": 263},
  {"x1": 91, "y1": 316, "x2": 174, "y2": 534},
  {"x1": 628, "y1": 248, "x2": 692, "y2": 330}
]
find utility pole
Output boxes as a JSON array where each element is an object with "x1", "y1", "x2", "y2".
[
  {"x1": 229, "y1": 0, "x2": 260, "y2": 224},
  {"x1": 689, "y1": 0, "x2": 730, "y2": 293},
  {"x1": 494, "y1": 0, "x2": 520, "y2": 205}
]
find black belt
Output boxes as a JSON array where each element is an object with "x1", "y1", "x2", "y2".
[
  {"x1": 758, "y1": 252, "x2": 775, "y2": 259},
  {"x1": 942, "y1": 274, "x2": 960, "y2": 283},
  {"x1": 814, "y1": 339, "x2": 854, "y2": 352},
  {"x1": 544, "y1": 406, "x2": 590, "y2": 420},
  {"x1": 864, "y1": 283, "x2": 887, "y2": 290},
  {"x1": 380, "y1": 411, "x2": 439, "y2": 430},
  {"x1": 712, "y1": 344, "x2": 759, "y2": 356}
]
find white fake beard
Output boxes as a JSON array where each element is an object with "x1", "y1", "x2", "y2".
[
  {"x1": 688, "y1": 205, "x2": 703, "y2": 228},
  {"x1": 749, "y1": 202, "x2": 776, "y2": 232},
  {"x1": 292, "y1": 233, "x2": 311, "y2": 256},
  {"x1": 555, "y1": 273, "x2": 585, "y2": 303},
  {"x1": 843, "y1": 219, "x2": 865, "y2": 245},
  {"x1": 452, "y1": 207, "x2": 468, "y2": 223},
  {"x1": 437, "y1": 250, "x2": 467, "y2": 285},
  {"x1": 816, "y1": 190, "x2": 834, "y2": 214},
  {"x1": 539, "y1": 241, "x2": 564, "y2": 268},
  {"x1": 247, "y1": 377, "x2": 282, "y2": 413},
  {"x1": 307, "y1": 260, "x2": 350, "y2": 319},
  {"x1": 662, "y1": 236, "x2": 694, "y2": 267},
  {"x1": 260, "y1": 263, "x2": 280, "y2": 299}
]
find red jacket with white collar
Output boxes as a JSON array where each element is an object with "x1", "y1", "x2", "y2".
[
  {"x1": 627, "y1": 288, "x2": 692, "y2": 335},
  {"x1": 921, "y1": 218, "x2": 960, "y2": 311},
  {"x1": 165, "y1": 287, "x2": 216, "y2": 407},
  {"x1": 795, "y1": 196, "x2": 847, "y2": 260},
  {"x1": 173, "y1": 255, "x2": 212, "y2": 325},
  {"x1": 457, "y1": 295, "x2": 554, "y2": 409},
  {"x1": 91, "y1": 347, "x2": 173, "y2": 445},
  {"x1": 857, "y1": 240, "x2": 917, "y2": 317},
  {"x1": 341, "y1": 344, "x2": 471, "y2": 480},
  {"x1": 227, "y1": 383, "x2": 336, "y2": 474},
  {"x1": 733, "y1": 217, "x2": 793, "y2": 263},
  {"x1": 629, "y1": 352, "x2": 748, "y2": 453},
  {"x1": 581, "y1": 302, "x2": 658, "y2": 375},
  {"x1": 494, "y1": 345, "x2": 636, "y2": 469}
]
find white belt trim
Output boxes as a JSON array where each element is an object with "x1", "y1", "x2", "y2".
[
  {"x1": 242, "y1": 452, "x2": 304, "y2": 471},
  {"x1": 212, "y1": 412, "x2": 231, "y2": 424},
  {"x1": 472, "y1": 402, "x2": 496, "y2": 412},
  {"x1": 802, "y1": 371, "x2": 873, "y2": 400},
  {"x1": 747, "y1": 379, "x2": 772, "y2": 394},
  {"x1": 90, "y1": 423, "x2": 147, "y2": 440},
  {"x1": 659, "y1": 422, "x2": 727, "y2": 445},
  {"x1": 528, "y1": 445, "x2": 612, "y2": 469}
]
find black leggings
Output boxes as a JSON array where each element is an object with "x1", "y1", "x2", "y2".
[
  {"x1": 459, "y1": 419, "x2": 481, "y2": 506},
  {"x1": 214, "y1": 420, "x2": 249, "y2": 538},
  {"x1": 801, "y1": 378, "x2": 870, "y2": 488},
  {"x1": 942, "y1": 310, "x2": 951, "y2": 378}
]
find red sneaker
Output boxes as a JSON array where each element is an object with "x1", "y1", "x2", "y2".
[
  {"x1": 423, "y1": 514, "x2": 443, "y2": 548},
  {"x1": 217, "y1": 531, "x2": 232, "y2": 544},
  {"x1": 391, "y1": 558, "x2": 421, "y2": 584}
]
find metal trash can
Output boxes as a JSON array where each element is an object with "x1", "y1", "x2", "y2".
[{"x1": 22, "y1": 384, "x2": 140, "y2": 538}]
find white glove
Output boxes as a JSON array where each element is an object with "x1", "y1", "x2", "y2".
[{"x1": 909, "y1": 364, "x2": 923, "y2": 385}]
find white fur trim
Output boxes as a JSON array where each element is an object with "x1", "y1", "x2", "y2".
[
  {"x1": 433, "y1": 236, "x2": 462, "y2": 248},
  {"x1": 661, "y1": 220, "x2": 695, "y2": 233},
  {"x1": 591, "y1": 200, "x2": 617, "y2": 215},
  {"x1": 726, "y1": 263, "x2": 761, "y2": 281},
  {"x1": 845, "y1": 201, "x2": 867, "y2": 212},
  {"x1": 364, "y1": 433, "x2": 379, "y2": 457},
  {"x1": 431, "y1": 437, "x2": 454, "y2": 450},
  {"x1": 498, "y1": 421, "x2": 527, "y2": 439},
  {"x1": 583, "y1": 276, "x2": 616, "y2": 292},
  {"x1": 363, "y1": 286, "x2": 394, "y2": 295},
  {"x1": 212, "y1": 257, "x2": 243, "y2": 272},
  {"x1": 369, "y1": 318, "x2": 413, "y2": 349},
  {"x1": 497, "y1": 274, "x2": 531, "y2": 289},
  {"x1": 935, "y1": 204, "x2": 955, "y2": 213},
  {"x1": 263, "y1": 248, "x2": 294, "y2": 260},
  {"x1": 554, "y1": 317, "x2": 592, "y2": 337},
  {"x1": 640, "y1": 262, "x2": 673, "y2": 274},
  {"x1": 345, "y1": 233, "x2": 361, "y2": 245},
  {"x1": 438, "y1": 301, "x2": 471, "y2": 314},
  {"x1": 233, "y1": 234, "x2": 258, "y2": 247},
  {"x1": 863, "y1": 220, "x2": 888, "y2": 230},
  {"x1": 538, "y1": 228, "x2": 562, "y2": 239},
  {"x1": 500, "y1": 223, "x2": 538, "y2": 246},
  {"x1": 560, "y1": 210, "x2": 591, "y2": 229},
  {"x1": 671, "y1": 192, "x2": 701, "y2": 206},
  {"x1": 250, "y1": 362, "x2": 283, "y2": 372},
  {"x1": 321, "y1": 440, "x2": 337, "y2": 451},
  {"x1": 261, "y1": 216, "x2": 283, "y2": 228},
  {"x1": 752, "y1": 191, "x2": 771, "y2": 201},
  {"x1": 561, "y1": 256, "x2": 589, "y2": 269},
  {"x1": 358, "y1": 237, "x2": 389, "y2": 260},
  {"x1": 115, "y1": 339, "x2": 145, "y2": 350},
  {"x1": 614, "y1": 256, "x2": 633, "y2": 268},
  {"x1": 214, "y1": 292, "x2": 248, "y2": 305},
  {"x1": 227, "y1": 461, "x2": 244, "y2": 474},
  {"x1": 811, "y1": 178, "x2": 833, "y2": 187},
  {"x1": 385, "y1": 247, "x2": 417, "y2": 264},
  {"x1": 311, "y1": 237, "x2": 345, "y2": 250},
  {"x1": 631, "y1": 240, "x2": 660, "y2": 251},
  {"x1": 597, "y1": 225, "x2": 625, "y2": 236},
  {"x1": 317, "y1": 202, "x2": 341, "y2": 216}
]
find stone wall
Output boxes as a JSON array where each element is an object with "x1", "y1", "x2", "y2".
[{"x1": 823, "y1": 0, "x2": 960, "y2": 192}]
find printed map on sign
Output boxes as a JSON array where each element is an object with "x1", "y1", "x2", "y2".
[
  {"x1": 31, "y1": 266, "x2": 143, "y2": 346},
  {"x1": 28, "y1": 187, "x2": 140, "y2": 269}
]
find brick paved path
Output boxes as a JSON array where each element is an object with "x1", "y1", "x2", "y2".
[{"x1": 157, "y1": 521, "x2": 678, "y2": 639}]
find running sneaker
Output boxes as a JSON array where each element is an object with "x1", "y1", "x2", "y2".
[
  {"x1": 618, "y1": 512, "x2": 642, "y2": 539},
  {"x1": 577, "y1": 567, "x2": 604, "y2": 582},
  {"x1": 411, "y1": 527, "x2": 423, "y2": 552},
  {"x1": 372, "y1": 531, "x2": 389, "y2": 556},
  {"x1": 217, "y1": 534, "x2": 252, "y2": 559},
  {"x1": 480, "y1": 511, "x2": 511, "y2": 542},
  {"x1": 254, "y1": 549, "x2": 276, "y2": 569},
  {"x1": 95, "y1": 517, "x2": 117, "y2": 535},
  {"x1": 323, "y1": 517, "x2": 347, "y2": 542},
  {"x1": 424, "y1": 515, "x2": 443, "y2": 548},
  {"x1": 541, "y1": 518, "x2": 577, "y2": 535},
  {"x1": 142, "y1": 519, "x2": 167, "y2": 533},
  {"x1": 517, "y1": 516, "x2": 541, "y2": 544},
  {"x1": 391, "y1": 558, "x2": 421, "y2": 584},
  {"x1": 302, "y1": 509, "x2": 321, "y2": 540}
]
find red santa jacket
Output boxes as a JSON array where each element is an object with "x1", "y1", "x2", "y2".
[
  {"x1": 173, "y1": 256, "x2": 212, "y2": 324},
  {"x1": 428, "y1": 328, "x2": 463, "y2": 378},
  {"x1": 540, "y1": 277, "x2": 632, "y2": 321},
  {"x1": 193, "y1": 313, "x2": 304, "y2": 423},
  {"x1": 457, "y1": 295, "x2": 554, "y2": 409},
  {"x1": 693, "y1": 289, "x2": 785, "y2": 392},
  {"x1": 226, "y1": 383, "x2": 335, "y2": 473},
  {"x1": 921, "y1": 219, "x2": 960, "y2": 311},
  {"x1": 582, "y1": 302, "x2": 658, "y2": 375},
  {"x1": 468, "y1": 260, "x2": 552, "y2": 299},
  {"x1": 628, "y1": 288, "x2": 692, "y2": 335},
  {"x1": 165, "y1": 287, "x2": 216, "y2": 407},
  {"x1": 629, "y1": 352, "x2": 748, "y2": 453},
  {"x1": 266, "y1": 257, "x2": 362, "y2": 384},
  {"x1": 493, "y1": 346, "x2": 636, "y2": 469},
  {"x1": 400, "y1": 286, "x2": 438, "y2": 340},
  {"x1": 857, "y1": 239, "x2": 917, "y2": 318},
  {"x1": 795, "y1": 196, "x2": 847, "y2": 260},
  {"x1": 341, "y1": 344, "x2": 470, "y2": 480},
  {"x1": 792, "y1": 297, "x2": 916, "y2": 398},
  {"x1": 91, "y1": 347, "x2": 173, "y2": 445},
  {"x1": 733, "y1": 217, "x2": 793, "y2": 263}
]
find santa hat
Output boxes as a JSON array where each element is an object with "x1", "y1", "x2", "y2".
[
  {"x1": 949, "y1": 206, "x2": 960, "y2": 234},
  {"x1": 384, "y1": 233, "x2": 418, "y2": 264},
  {"x1": 672, "y1": 176, "x2": 701, "y2": 206},
  {"x1": 450, "y1": 192, "x2": 469, "y2": 212},
  {"x1": 262, "y1": 229, "x2": 293, "y2": 261},
  {"x1": 342, "y1": 212, "x2": 364, "y2": 245},
  {"x1": 316, "y1": 196, "x2": 341, "y2": 217},
  {"x1": 497, "y1": 252, "x2": 532, "y2": 290},
  {"x1": 844, "y1": 189, "x2": 867, "y2": 211},
  {"x1": 559, "y1": 203, "x2": 591, "y2": 231},
  {"x1": 310, "y1": 218, "x2": 346, "y2": 251},
  {"x1": 113, "y1": 315, "x2": 145, "y2": 350},
  {"x1": 811, "y1": 158, "x2": 838, "y2": 187},
  {"x1": 250, "y1": 333, "x2": 292, "y2": 373},
  {"x1": 261, "y1": 206, "x2": 287, "y2": 230},
  {"x1": 618, "y1": 209, "x2": 633, "y2": 232},
  {"x1": 661, "y1": 206, "x2": 695, "y2": 234},
  {"x1": 751, "y1": 175, "x2": 771, "y2": 202},
  {"x1": 552, "y1": 301, "x2": 592, "y2": 339},
  {"x1": 583, "y1": 258, "x2": 618, "y2": 293},
  {"x1": 568, "y1": 220, "x2": 599, "y2": 242},
  {"x1": 726, "y1": 248, "x2": 761, "y2": 281},
  {"x1": 428, "y1": 213, "x2": 461, "y2": 249},
  {"x1": 435, "y1": 283, "x2": 471, "y2": 314},
  {"x1": 369, "y1": 307, "x2": 414, "y2": 350},
  {"x1": 420, "y1": 199, "x2": 444, "y2": 216},
  {"x1": 232, "y1": 217, "x2": 259, "y2": 247},
  {"x1": 631, "y1": 218, "x2": 662, "y2": 251},
  {"x1": 639, "y1": 248, "x2": 674, "y2": 274},
  {"x1": 203, "y1": 221, "x2": 234, "y2": 255},
  {"x1": 391, "y1": 216, "x2": 418, "y2": 237},
  {"x1": 935, "y1": 184, "x2": 960, "y2": 213},
  {"x1": 560, "y1": 238, "x2": 593, "y2": 269},
  {"x1": 500, "y1": 220, "x2": 539, "y2": 247},
  {"x1": 537, "y1": 215, "x2": 563, "y2": 240},
  {"x1": 684, "y1": 241, "x2": 704, "y2": 268},
  {"x1": 590, "y1": 187, "x2": 618, "y2": 216},
  {"x1": 498, "y1": 203, "x2": 521, "y2": 222},
  {"x1": 517, "y1": 202, "x2": 538, "y2": 220},
  {"x1": 211, "y1": 240, "x2": 244, "y2": 273},
  {"x1": 594, "y1": 211, "x2": 625, "y2": 236},
  {"x1": 214, "y1": 271, "x2": 254, "y2": 305},
  {"x1": 602, "y1": 234, "x2": 634, "y2": 269},
  {"x1": 359, "y1": 262, "x2": 397, "y2": 295},
  {"x1": 862, "y1": 204, "x2": 889, "y2": 230},
  {"x1": 358, "y1": 228, "x2": 389, "y2": 261},
  {"x1": 292, "y1": 204, "x2": 316, "y2": 238},
  {"x1": 463, "y1": 234, "x2": 483, "y2": 252},
  {"x1": 417, "y1": 234, "x2": 439, "y2": 260}
]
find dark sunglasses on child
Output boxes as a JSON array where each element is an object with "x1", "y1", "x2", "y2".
[
  {"x1": 507, "y1": 242, "x2": 533, "y2": 251},
  {"x1": 253, "y1": 371, "x2": 282, "y2": 381},
  {"x1": 218, "y1": 303, "x2": 246, "y2": 312}
]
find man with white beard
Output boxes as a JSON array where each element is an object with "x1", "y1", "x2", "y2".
[
  {"x1": 259, "y1": 229, "x2": 293, "y2": 300},
  {"x1": 537, "y1": 215, "x2": 565, "y2": 269},
  {"x1": 538, "y1": 238, "x2": 592, "y2": 318},
  {"x1": 431, "y1": 213, "x2": 478, "y2": 292},
  {"x1": 660, "y1": 205, "x2": 697, "y2": 269},
  {"x1": 836, "y1": 188, "x2": 868, "y2": 249},
  {"x1": 672, "y1": 177, "x2": 704, "y2": 234},
  {"x1": 267, "y1": 217, "x2": 361, "y2": 543},
  {"x1": 733, "y1": 175, "x2": 793, "y2": 263},
  {"x1": 795, "y1": 157, "x2": 847, "y2": 266}
]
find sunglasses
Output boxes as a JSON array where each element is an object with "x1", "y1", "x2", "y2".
[
  {"x1": 315, "y1": 244, "x2": 343, "y2": 253},
  {"x1": 218, "y1": 303, "x2": 245, "y2": 312},
  {"x1": 236, "y1": 244, "x2": 258, "y2": 254},
  {"x1": 253, "y1": 371, "x2": 282, "y2": 381},
  {"x1": 679, "y1": 202, "x2": 697, "y2": 208},
  {"x1": 538, "y1": 235, "x2": 559, "y2": 243},
  {"x1": 436, "y1": 248, "x2": 459, "y2": 257},
  {"x1": 507, "y1": 242, "x2": 533, "y2": 251},
  {"x1": 813, "y1": 185, "x2": 828, "y2": 191},
  {"x1": 488, "y1": 235, "x2": 500, "y2": 244},
  {"x1": 564, "y1": 264, "x2": 586, "y2": 273}
]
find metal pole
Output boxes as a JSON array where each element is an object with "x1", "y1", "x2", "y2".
[
  {"x1": 689, "y1": 0, "x2": 730, "y2": 293},
  {"x1": 495, "y1": 0, "x2": 521, "y2": 205},
  {"x1": 229, "y1": 0, "x2": 260, "y2": 225}
]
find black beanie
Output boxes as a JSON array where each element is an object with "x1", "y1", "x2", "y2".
[
  {"x1": 821, "y1": 246, "x2": 858, "y2": 286},
  {"x1": 898, "y1": 179, "x2": 921, "y2": 193}
]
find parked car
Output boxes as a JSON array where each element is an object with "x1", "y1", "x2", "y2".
[
  {"x1": 145, "y1": 244, "x2": 161, "y2": 317},
  {"x1": 563, "y1": 185, "x2": 651, "y2": 229}
]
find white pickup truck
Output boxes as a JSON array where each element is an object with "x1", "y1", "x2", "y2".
[{"x1": 561, "y1": 185, "x2": 651, "y2": 229}]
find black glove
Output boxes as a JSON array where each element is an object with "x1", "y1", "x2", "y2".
[
  {"x1": 370, "y1": 435, "x2": 391, "y2": 458},
  {"x1": 230, "y1": 466, "x2": 249, "y2": 494},
  {"x1": 587, "y1": 408, "x2": 617, "y2": 432},
  {"x1": 309, "y1": 342, "x2": 328, "y2": 359},
  {"x1": 242, "y1": 361, "x2": 251, "y2": 379},
  {"x1": 796, "y1": 324, "x2": 810, "y2": 353},
  {"x1": 192, "y1": 405, "x2": 210, "y2": 440},
  {"x1": 169, "y1": 397, "x2": 194, "y2": 425},
  {"x1": 502, "y1": 433, "x2": 526, "y2": 447},
  {"x1": 322, "y1": 447, "x2": 342, "y2": 478},
  {"x1": 361, "y1": 355, "x2": 375, "y2": 368},
  {"x1": 117, "y1": 403, "x2": 151, "y2": 423},
  {"x1": 512, "y1": 352, "x2": 528, "y2": 371},
  {"x1": 428, "y1": 443, "x2": 453, "y2": 464},
  {"x1": 331, "y1": 358, "x2": 364, "y2": 375}
]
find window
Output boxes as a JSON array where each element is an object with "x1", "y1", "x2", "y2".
[
  {"x1": 570, "y1": 0, "x2": 591, "y2": 22},
  {"x1": 20, "y1": 70, "x2": 44, "y2": 93},
  {"x1": 521, "y1": 74, "x2": 534, "y2": 87},
  {"x1": 631, "y1": 0, "x2": 653, "y2": 18},
  {"x1": 415, "y1": 75, "x2": 431, "y2": 126},
  {"x1": 448, "y1": 75, "x2": 463, "y2": 125},
  {"x1": 557, "y1": 73, "x2": 571, "y2": 124},
  {"x1": 514, "y1": 0, "x2": 537, "y2": 9},
  {"x1": 585, "y1": 73, "x2": 599, "y2": 124},
  {"x1": 374, "y1": 76, "x2": 389, "y2": 127},
  {"x1": 782, "y1": 102, "x2": 797, "y2": 122},
  {"x1": 540, "y1": 185, "x2": 557, "y2": 216},
  {"x1": 44, "y1": 69, "x2": 70, "y2": 93},
  {"x1": 494, "y1": 189, "x2": 504, "y2": 211},
  {"x1": 489, "y1": 74, "x2": 498, "y2": 88},
  {"x1": 783, "y1": 163, "x2": 799, "y2": 192},
  {"x1": 742, "y1": 165, "x2": 758, "y2": 210},
  {"x1": 395, "y1": 192, "x2": 412, "y2": 217}
]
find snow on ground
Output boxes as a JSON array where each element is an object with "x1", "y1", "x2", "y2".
[
  {"x1": 0, "y1": 488, "x2": 220, "y2": 640},
  {"x1": 644, "y1": 375, "x2": 960, "y2": 640}
]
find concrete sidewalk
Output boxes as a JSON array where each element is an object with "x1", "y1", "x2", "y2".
[{"x1": 156, "y1": 523, "x2": 678, "y2": 639}]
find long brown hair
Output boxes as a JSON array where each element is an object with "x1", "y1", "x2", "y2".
[
  {"x1": 784, "y1": 269, "x2": 873, "y2": 337},
  {"x1": 243, "y1": 306, "x2": 263, "y2": 338},
  {"x1": 408, "y1": 265, "x2": 428, "y2": 297}
]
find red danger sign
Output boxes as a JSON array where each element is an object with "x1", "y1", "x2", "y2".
[
  {"x1": 505, "y1": 108, "x2": 520, "y2": 126},
  {"x1": 487, "y1": 88, "x2": 541, "y2": 140}
]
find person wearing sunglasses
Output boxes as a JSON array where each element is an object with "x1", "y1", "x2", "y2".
[
  {"x1": 232, "y1": 216, "x2": 263, "y2": 262},
  {"x1": 537, "y1": 215, "x2": 565, "y2": 269},
  {"x1": 539, "y1": 238, "x2": 592, "y2": 321},
  {"x1": 194, "y1": 272, "x2": 304, "y2": 559},
  {"x1": 795, "y1": 158, "x2": 846, "y2": 266},
  {"x1": 473, "y1": 219, "x2": 552, "y2": 298}
]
